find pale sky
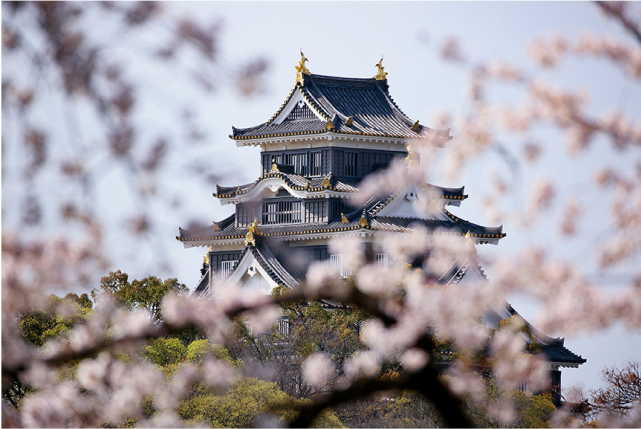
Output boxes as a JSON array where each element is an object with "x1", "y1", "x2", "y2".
[{"x1": 3, "y1": 1, "x2": 640, "y2": 394}]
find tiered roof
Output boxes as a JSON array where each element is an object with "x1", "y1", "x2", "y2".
[
  {"x1": 231, "y1": 72, "x2": 451, "y2": 143},
  {"x1": 177, "y1": 190, "x2": 505, "y2": 246},
  {"x1": 505, "y1": 305, "x2": 587, "y2": 367}
]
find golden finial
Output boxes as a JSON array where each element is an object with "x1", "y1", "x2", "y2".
[
  {"x1": 245, "y1": 230, "x2": 255, "y2": 247},
  {"x1": 271, "y1": 162, "x2": 279, "y2": 173},
  {"x1": 245, "y1": 217, "x2": 260, "y2": 247},
  {"x1": 465, "y1": 230, "x2": 475, "y2": 247},
  {"x1": 374, "y1": 57, "x2": 388, "y2": 80},
  {"x1": 341, "y1": 213, "x2": 349, "y2": 224},
  {"x1": 358, "y1": 213, "x2": 369, "y2": 227},
  {"x1": 295, "y1": 50, "x2": 311, "y2": 84},
  {"x1": 405, "y1": 143, "x2": 413, "y2": 161},
  {"x1": 405, "y1": 142, "x2": 418, "y2": 167},
  {"x1": 249, "y1": 216, "x2": 260, "y2": 233},
  {"x1": 412, "y1": 120, "x2": 420, "y2": 131},
  {"x1": 322, "y1": 176, "x2": 331, "y2": 188},
  {"x1": 345, "y1": 116, "x2": 353, "y2": 126},
  {"x1": 325, "y1": 121, "x2": 335, "y2": 131},
  {"x1": 212, "y1": 221, "x2": 220, "y2": 231},
  {"x1": 203, "y1": 245, "x2": 212, "y2": 264}
]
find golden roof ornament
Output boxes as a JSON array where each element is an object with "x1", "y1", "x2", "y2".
[
  {"x1": 405, "y1": 142, "x2": 418, "y2": 167},
  {"x1": 325, "y1": 120, "x2": 335, "y2": 131},
  {"x1": 341, "y1": 213, "x2": 349, "y2": 224},
  {"x1": 245, "y1": 217, "x2": 260, "y2": 247},
  {"x1": 212, "y1": 221, "x2": 221, "y2": 231},
  {"x1": 271, "y1": 162, "x2": 279, "y2": 173},
  {"x1": 358, "y1": 212, "x2": 369, "y2": 227},
  {"x1": 322, "y1": 176, "x2": 331, "y2": 188},
  {"x1": 404, "y1": 142, "x2": 413, "y2": 161},
  {"x1": 203, "y1": 245, "x2": 212, "y2": 264},
  {"x1": 295, "y1": 50, "x2": 311, "y2": 84},
  {"x1": 412, "y1": 120, "x2": 420, "y2": 131},
  {"x1": 465, "y1": 230, "x2": 475, "y2": 247},
  {"x1": 374, "y1": 57, "x2": 388, "y2": 80},
  {"x1": 345, "y1": 116, "x2": 354, "y2": 126}
]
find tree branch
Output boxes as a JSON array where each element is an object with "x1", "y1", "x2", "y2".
[{"x1": 595, "y1": 1, "x2": 641, "y2": 46}]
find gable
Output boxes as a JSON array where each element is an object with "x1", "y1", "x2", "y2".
[
  {"x1": 225, "y1": 250, "x2": 280, "y2": 294},
  {"x1": 375, "y1": 184, "x2": 449, "y2": 220},
  {"x1": 273, "y1": 90, "x2": 325, "y2": 125},
  {"x1": 284, "y1": 101, "x2": 316, "y2": 121}
]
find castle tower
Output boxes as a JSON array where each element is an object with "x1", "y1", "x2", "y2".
[{"x1": 176, "y1": 54, "x2": 584, "y2": 405}]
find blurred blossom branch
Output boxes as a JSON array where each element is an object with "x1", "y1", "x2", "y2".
[
  {"x1": 3, "y1": 2, "x2": 641, "y2": 428},
  {"x1": 596, "y1": 1, "x2": 641, "y2": 45}
]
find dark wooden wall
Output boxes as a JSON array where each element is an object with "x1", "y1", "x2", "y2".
[
  {"x1": 209, "y1": 250, "x2": 243, "y2": 274},
  {"x1": 262, "y1": 147, "x2": 405, "y2": 179}
]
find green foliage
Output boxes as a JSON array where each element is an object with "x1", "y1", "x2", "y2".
[
  {"x1": 289, "y1": 301, "x2": 368, "y2": 362},
  {"x1": 463, "y1": 378, "x2": 556, "y2": 428},
  {"x1": 142, "y1": 337, "x2": 187, "y2": 367},
  {"x1": 186, "y1": 339, "x2": 243, "y2": 368},
  {"x1": 94, "y1": 270, "x2": 188, "y2": 322},
  {"x1": 516, "y1": 391, "x2": 556, "y2": 428},
  {"x1": 370, "y1": 375, "x2": 555, "y2": 428},
  {"x1": 12, "y1": 293, "x2": 93, "y2": 408},
  {"x1": 186, "y1": 339, "x2": 214, "y2": 362},
  {"x1": 19, "y1": 293, "x2": 93, "y2": 347},
  {"x1": 228, "y1": 293, "x2": 369, "y2": 398},
  {"x1": 177, "y1": 377, "x2": 343, "y2": 428}
]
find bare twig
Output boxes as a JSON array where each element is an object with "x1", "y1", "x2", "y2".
[{"x1": 595, "y1": 1, "x2": 641, "y2": 46}]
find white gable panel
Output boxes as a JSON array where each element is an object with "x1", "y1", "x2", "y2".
[
  {"x1": 273, "y1": 90, "x2": 325, "y2": 125},
  {"x1": 240, "y1": 261, "x2": 276, "y2": 294},
  {"x1": 376, "y1": 185, "x2": 449, "y2": 220},
  {"x1": 224, "y1": 250, "x2": 279, "y2": 294},
  {"x1": 458, "y1": 264, "x2": 488, "y2": 285}
]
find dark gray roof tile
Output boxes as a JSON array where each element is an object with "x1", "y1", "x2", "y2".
[{"x1": 231, "y1": 74, "x2": 452, "y2": 141}]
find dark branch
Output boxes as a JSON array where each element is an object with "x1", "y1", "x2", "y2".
[
  {"x1": 287, "y1": 333, "x2": 472, "y2": 428},
  {"x1": 595, "y1": 1, "x2": 641, "y2": 46}
]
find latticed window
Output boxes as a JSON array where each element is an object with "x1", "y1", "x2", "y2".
[
  {"x1": 221, "y1": 260, "x2": 237, "y2": 278},
  {"x1": 277, "y1": 317, "x2": 291, "y2": 335},
  {"x1": 330, "y1": 254, "x2": 351, "y2": 277},
  {"x1": 305, "y1": 200, "x2": 327, "y2": 223},
  {"x1": 283, "y1": 153, "x2": 307, "y2": 175},
  {"x1": 310, "y1": 151, "x2": 322, "y2": 176},
  {"x1": 345, "y1": 152, "x2": 358, "y2": 176},
  {"x1": 236, "y1": 204, "x2": 256, "y2": 227},
  {"x1": 285, "y1": 101, "x2": 316, "y2": 120},
  {"x1": 330, "y1": 200, "x2": 344, "y2": 221},
  {"x1": 376, "y1": 253, "x2": 389, "y2": 269},
  {"x1": 262, "y1": 200, "x2": 302, "y2": 224},
  {"x1": 270, "y1": 154, "x2": 282, "y2": 165}
]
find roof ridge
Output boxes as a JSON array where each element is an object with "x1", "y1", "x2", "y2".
[{"x1": 304, "y1": 78, "x2": 339, "y2": 120}]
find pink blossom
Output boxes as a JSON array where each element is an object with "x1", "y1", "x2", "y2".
[
  {"x1": 401, "y1": 348, "x2": 430, "y2": 373},
  {"x1": 344, "y1": 351, "x2": 381, "y2": 379},
  {"x1": 306, "y1": 261, "x2": 340, "y2": 297},
  {"x1": 244, "y1": 303, "x2": 281, "y2": 335},
  {"x1": 202, "y1": 359, "x2": 238, "y2": 390},
  {"x1": 302, "y1": 353, "x2": 335, "y2": 387},
  {"x1": 488, "y1": 397, "x2": 516, "y2": 425}
]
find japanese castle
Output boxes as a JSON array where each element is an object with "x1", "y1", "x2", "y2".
[{"x1": 176, "y1": 54, "x2": 585, "y2": 405}]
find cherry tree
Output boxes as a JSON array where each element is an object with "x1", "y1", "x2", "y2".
[{"x1": 2, "y1": 1, "x2": 641, "y2": 428}]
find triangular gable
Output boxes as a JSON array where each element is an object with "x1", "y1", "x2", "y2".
[
  {"x1": 225, "y1": 248, "x2": 280, "y2": 294},
  {"x1": 374, "y1": 183, "x2": 450, "y2": 220},
  {"x1": 284, "y1": 101, "x2": 316, "y2": 121},
  {"x1": 272, "y1": 89, "x2": 326, "y2": 125}
]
